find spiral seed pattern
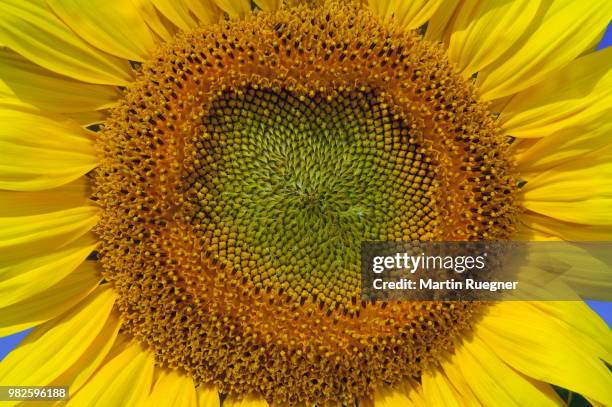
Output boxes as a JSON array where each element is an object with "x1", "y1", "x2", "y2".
[{"x1": 94, "y1": 2, "x2": 517, "y2": 405}]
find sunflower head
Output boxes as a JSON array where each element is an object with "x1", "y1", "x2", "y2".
[
  {"x1": 92, "y1": 1, "x2": 518, "y2": 404},
  {"x1": 1, "y1": 0, "x2": 611, "y2": 406}
]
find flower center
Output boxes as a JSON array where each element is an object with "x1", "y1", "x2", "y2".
[
  {"x1": 93, "y1": 2, "x2": 517, "y2": 405},
  {"x1": 186, "y1": 85, "x2": 437, "y2": 307}
]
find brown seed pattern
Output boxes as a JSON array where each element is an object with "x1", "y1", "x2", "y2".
[{"x1": 93, "y1": 2, "x2": 517, "y2": 405}]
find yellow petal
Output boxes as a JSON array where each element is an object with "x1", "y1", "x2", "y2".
[
  {"x1": 66, "y1": 109, "x2": 110, "y2": 127},
  {"x1": 361, "y1": 381, "x2": 424, "y2": 406},
  {"x1": 152, "y1": 0, "x2": 199, "y2": 30},
  {"x1": 185, "y1": 0, "x2": 223, "y2": 24},
  {"x1": 0, "y1": 108, "x2": 98, "y2": 191},
  {"x1": 0, "y1": 207, "x2": 99, "y2": 263},
  {"x1": 423, "y1": 0, "x2": 460, "y2": 42},
  {"x1": 520, "y1": 152, "x2": 612, "y2": 225},
  {"x1": 0, "y1": 80, "x2": 18, "y2": 103},
  {"x1": 451, "y1": 336, "x2": 562, "y2": 406},
  {"x1": 476, "y1": 0, "x2": 612, "y2": 100},
  {"x1": 0, "y1": 48, "x2": 119, "y2": 113},
  {"x1": 367, "y1": 0, "x2": 443, "y2": 30},
  {"x1": 559, "y1": 269, "x2": 612, "y2": 301},
  {"x1": 447, "y1": 0, "x2": 541, "y2": 77},
  {"x1": 581, "y1": 25, "x2": 608, "y2": 56},
  {"x1": 523, "y1": 199, "x2": 612, "y2": 226},
  {"x1": 421, "y1": 367, "x2": 463, "y2": 407},
  {"x1": 68, "y1": 341, "x2": 154, "y2": 407},
  {"x1": 254, "y1": 0, "x2": 281, "y2": 12},
  {"x1": 213, "y1": 0, "x2": 252, "y2": 18},
  {"x1": 0, "y1": 286, "x2": 115, "y2": 391},
  {"x1": 514, "y1": 122, "x2": 612, "y2": 172},
  {"x1": 223, "y1": 394, "x2": 269, "y2": 407},
  {"x1": 47, "y1": 0, "x2": 159, "y2": 61},
  {"x1": 146, "y1": 369, "x2": 198, "y2": 407},
  {"x1": 0, "y1": 238, "x2": 96, "y2": 307},
  {"x1": 0, "y1": 0, "x2": 133, "y2": 85},
  {"x1": 0, "y1": 177, "x2": 90, "y2": 216},
  {"x1": 133, "y1": 0, "x2": 177, "y2": 42},
  {"x1": 478, "y1": 301, "x2": 612, "y2": 406},
  {"x1": 522, "y1": 155, "x2": 612, "y2": 202},
  {"x1": 197, "y1": 385, "x2": 220, "y2": 407},
  {"x1": 51, "y1": 313, "x2": 122, "y2": 395},
  {"x1": 0, "y1": 108, "x2": 95, "y2": 156},
  {"x1": 431, "y1": 351, "x2": 484, "y2": 406},
  {"x1": 519, "y1": 213, "x2": 612, "y2": 241},
  {"x1": 513, "y1": 221, "x2": 559, "y2": 242},
  {"x1": 524, "y1": 241, "x2": 612, "y2": 301},
  {"x1": 100, "y1": 331, "x2": 132, "y2": 362},
  {"x1": 0, "y1": 261, "x2": 101, "y2": 337},
  {"x1": 502, "y1": 47, "x2": 612, "y2": 139},
  {"x1": 533, "y1": 301, "x2": 612, "y2": 363}
]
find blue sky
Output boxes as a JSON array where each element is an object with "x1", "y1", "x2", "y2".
[{"x1": 1, "y1": 21, "x2": 611, "y2": 362}]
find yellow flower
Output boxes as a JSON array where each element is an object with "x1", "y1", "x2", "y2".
[{"x1": 1, "y1": 0, "x2": 611, "y2": 406}]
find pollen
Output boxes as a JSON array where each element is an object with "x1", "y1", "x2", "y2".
[{"x1": 93, "y1": 2, "x2": 518, "y2": 405}]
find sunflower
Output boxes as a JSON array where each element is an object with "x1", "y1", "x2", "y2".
[{"x1": 1, "y1": 0, "x2": 611, "y2": 405}]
